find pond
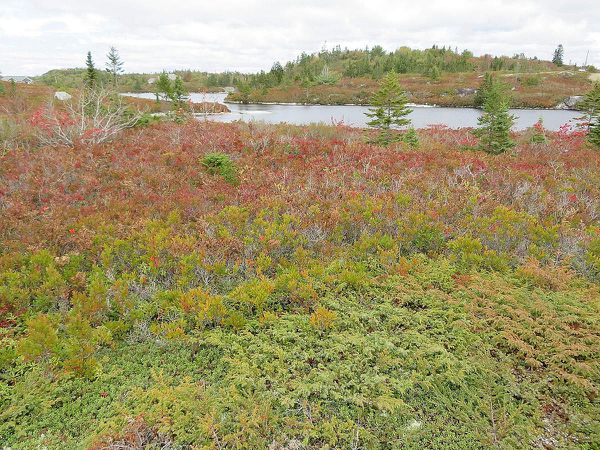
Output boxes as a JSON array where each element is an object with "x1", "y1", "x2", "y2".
[{"x1": 122, "y1": 92, "x2": 582, "y2": 131}]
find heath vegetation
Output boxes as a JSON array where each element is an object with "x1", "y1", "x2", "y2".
[{"x1": 0, "y1": 78, "x2": 599, "y2": 449}]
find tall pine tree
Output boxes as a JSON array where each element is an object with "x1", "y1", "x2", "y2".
[
  {"x1": 155, "y1": 72, "x2": 173, "y2": 100},
  {"x1": 473, "y1": 81, "x2": 516, "y2": 154},
  {"x1": 365, "y1": 71, "x2": 412, "y2": 145},
  {"x1": 85, "y1": 51, "x2": 97, "y2": 88},
  {"x1": 552, "y1": 44, "x2": 564, "y2": 66},
  {"x1": 474, "y1": 72, "x2": 494, "y2": 108},
  {"x1": 171, "y1": 76, "x2": 189, "y2": 110},
  {"x1": 105, "y1": 47, "x2": 124, "y2": 88}
]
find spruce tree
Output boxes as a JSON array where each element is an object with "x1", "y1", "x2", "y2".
[
  {"x1": 105, "y1": 47, "x2": 124, "y2": 88},
  {"x1": 529, "y1": 118, "x2": 547, "y2": 144},
  {"x1": 552, "y1": 44, "x2": 564, "y2": 66},
  {"x1": 474, "y1": 72, "x2": 494, "y2": 108},
  {"x1": 85, "y1": 51, "x2": 97, "y2": 88},
  {"x1": 580, "y1": 82, "x2": 600, "y2": 148},
  {"x1": 365, "y1": 71, "x2": 412, "y2": 145},
  {"x1": 403, "y1": 127, "x2": 420, "y2": 148},
  {"x1": 171, "y1": 76, "x2": 189, "y2": 110},
  {"x1": 473, "y1": 82, "x2": 516, "y2": 154},
  {"x1": 270, "y1": 62, "x2": 284, "y2": 84},
  {"x1": 156, "y1": 72, "x2": 173, "y2": 100}
]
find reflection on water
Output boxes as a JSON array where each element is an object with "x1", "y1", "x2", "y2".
[{"x1": 122, "y1": 92, "x2": 581, "y2": 131}]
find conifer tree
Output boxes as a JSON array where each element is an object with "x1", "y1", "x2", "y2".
[
  {"x1": 473, "y1": 81, "x2": 516, "y2": 154},
  {"x1": 529, "y1": 118, "x2": 547, "y2": 144},
  {"x1": 580, "y1": 82, "x2": 600, "y2": 148},
  {"x1": 403, "y1": 127, "x2": 420, "y2": 148},
  {"x1": 474, "y1": 72, "x2": 494, "y2": 108},
  {"x1": 270, "y1": 61, "x2": 284, "y2": 84},
  {"x1": 105, "y1": 46, "x2": 124, "y2": 88},
  {"x1": 552, "y1": 44, "x2": 564, "y2": 66},
  {"x1": 428, "y1": 65, "x2": 441, "y2": 81},
  {"x1": 85, "y1": 51, "x2": 97, "y2": 88},
  {"x1": 156, "y1": 72, "x2": 173, "y2": 100},
  {"x1": 365, "y1": 71, "x2": 412, "y2": 145},
  {"x1": 171, "y1": 76, "x2": 189, "y2": 110}
]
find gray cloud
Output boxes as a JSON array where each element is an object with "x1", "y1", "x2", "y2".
[{"x1": 1, "y1": 0, "x2": 598, "y2": 75}]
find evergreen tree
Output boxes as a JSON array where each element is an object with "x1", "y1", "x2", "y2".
[
  {"x1": 474, "y1": 72, "x2": 494, "y2": 108},
  {"x1": 156, "y1": 72, "x2": 173, "y2": 100},
  {"x1": 315, "y1": 65, "x2": 339, "y2": 85},
  {"x1": 552, "y1": 44, "x2": 564, "y2": 66},
  {"x1": 132, "y1": 77, "x2": 143, "y2": 92},
  {"x1": 579, "y1": 82, "x2": 600, "y2": 148},
  {"x1": 529, "y1": 118, "x2": 547, "y2": 144},
  {"x1": 237, "y1": 82, "x2": 252, "y2": 104},
  {"x1": 85, "y1": 51, "x2": 97, "y2": 88},
  {"x1": 171, "y1": 76, "x2": 189, "y2": 110},
  {"x1": 105, "y1": 46, "x2": 124, "y2": 88},
  {"x1": 473, "y1": 82, "x2": 516, "y2": 154},
  {"x1": 427, "y1": 65, "x2": 441, "y2": 81},
  {"x1": 270, "y1": 62, "x2": 284, "y2": 84},
  {"x1": 365, "y1": 71, "x2": 412, "y2": 145},
  {"x1": 403, "y1": 127, "x2": 420, "y2": 148},
  {"x1": 490, "y1": 56, "x2": 504, "y2": 71}
]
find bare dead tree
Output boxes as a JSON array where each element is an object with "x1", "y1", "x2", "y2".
[{"x1": 31, "y1": 88, "x2": 143, "y2": 147}]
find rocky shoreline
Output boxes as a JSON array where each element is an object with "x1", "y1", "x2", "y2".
[{"x1": 224, "y1": 98, "x2": 583, "y2": 111}]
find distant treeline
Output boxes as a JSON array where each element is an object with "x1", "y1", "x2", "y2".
[
  {"x1": 35, "y1": 68, "x2": 245, "y2": 92},
  {"x1": 241, "y1": 45, "x2": 566, "y2": 88},
  {"x1": 35, "y1": 44, "x2": 594, "y2": 92}
]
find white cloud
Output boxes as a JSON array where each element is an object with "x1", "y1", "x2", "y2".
[{"x1": 0, "y1": 0, "x2": 598, "y2": 75}]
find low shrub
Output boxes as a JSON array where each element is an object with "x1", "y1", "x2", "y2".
[{"x1": 200, "y1": 152, "x2": 238, "y2": 185}]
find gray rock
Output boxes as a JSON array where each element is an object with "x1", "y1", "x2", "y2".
[
  {"x1": 556, "y1": 95, "x2": 584, "y2": 109},
  {"x1": 456, "y1": 88, "x2": 477, "y2": 96},
  {"x1": 54, "y1": 91, "x2": 72, "y2": 101}
]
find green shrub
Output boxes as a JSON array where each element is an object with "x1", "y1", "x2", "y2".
[
  {"x1": 448, "y1": 236, "x2": 509, "y2": 272},
  {"x1": 403, "y1": 127, "x2": 420, "y2": 148},
  {"x1": 309, "y1": 306, "x2": 337, "y2": 331},
  {"x1": 133, "y1": 112, "x2": 161, "y2": 127},
  {"x1": 16, "y1": 313, "x2": 60, "y2": 363},
  {"x1": 399, "y1": 214, "x2": 446, "y2": 255},
  {"x1": 585, "y1": 235, "x2": 600, "y2": 280},
  {"x1": 229, "y1": 277, "x2": 275, "y2": 314},
  {"x1": 521, "y1": 75, "x2": 542, "y2": 87},
  {"x1": 201, "y1": 152, "x2": 238, "y2": 185}
]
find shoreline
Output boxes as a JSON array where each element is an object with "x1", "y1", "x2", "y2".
[
  {"x1": 224, "y1": 99, "x2": 581, "y2": 112},
  {"x1": 123, "y1": 92, "x2": 582, "y2": 112}
]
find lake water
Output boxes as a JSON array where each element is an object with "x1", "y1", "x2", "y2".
[{"x1": 123, "y1": 92, "x2": 581, "y2": 131}]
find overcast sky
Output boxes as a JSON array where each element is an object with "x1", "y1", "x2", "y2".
[{"x1": 1, "y1": 0, "x2": 599, "y2": 76}]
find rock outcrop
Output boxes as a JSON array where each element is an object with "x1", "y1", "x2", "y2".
[
  {"x1": 556, "y1": 95, "x2": 583, "y2": 110},
  {"x1": 54, "y1": 91, "x2": 72, "y2": 101},
  {"x1": 456, "y1": 88, "x2": 477, "y2": 96}
]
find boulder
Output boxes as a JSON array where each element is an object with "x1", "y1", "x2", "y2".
[
  {"x1": 556, "y1": 95, "x2": 583, "y2": 109},
  {"x1": 54, "y1": 91, "x2": 72, "y2": 101},
  {"x1": 456, "y1": 88, "x2": 477, "y2": 96}
]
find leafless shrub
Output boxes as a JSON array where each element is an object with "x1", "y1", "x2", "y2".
[
  {"x1": 1, "y1": 90, "x2": 28, "y2": 115},
  {"x1": 1, "y1": 117, "x2": 26, "y2": 154},
  {"x1": 30, "y1": 88, "x2": 142, "y2": 147}
]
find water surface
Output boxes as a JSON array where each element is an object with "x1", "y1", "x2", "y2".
[{"x1": 123, "y1": 92, "x2": 581, "y2": 131}]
